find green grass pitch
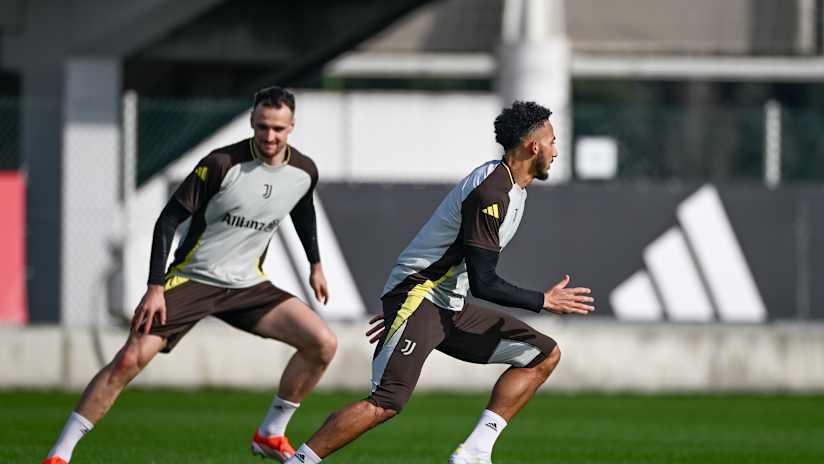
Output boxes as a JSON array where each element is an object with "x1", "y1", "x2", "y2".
[{"x1": 3, "y1": 390, "x2": 823, "y2": 463}]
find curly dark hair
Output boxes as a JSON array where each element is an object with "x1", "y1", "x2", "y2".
[{"x1": 494, "y1": 101, "x2": 552, "y2": 151}]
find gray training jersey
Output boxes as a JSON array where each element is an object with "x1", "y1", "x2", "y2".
[
  {"x1": 381, "y1": 160, "x2": 526, "y2": 311},
  {"x1": 166, "y1": 139, "x2": 317, "y2": 288}
]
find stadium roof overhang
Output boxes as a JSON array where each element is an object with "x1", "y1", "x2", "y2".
[{"x1": 121, "y1": 0, "x2": 437, "y2": 96}]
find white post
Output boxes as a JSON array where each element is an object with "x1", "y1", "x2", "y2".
[
  {"x1": 797, "y1": 0, "x2": 816, "y2": 54},
  {"x1": 763, "y1": 99, "x2": 782, "y2": 189},
  {"x1": 61, "y1": 57, "x2": 122, "y2": 326},
  {"x1": 498, "y1": 0, "x2": 572, "y2": 183},
  {"x1": 112, "y1": 90, "x2": 139, "y2": 318},
  {"x1": 122, "y1": 91, "x2": 138, "y2": 204}
]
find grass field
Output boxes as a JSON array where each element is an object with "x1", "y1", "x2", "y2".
[{"x1": 3, "y1": 390, "x2": 823, "y2": 463}]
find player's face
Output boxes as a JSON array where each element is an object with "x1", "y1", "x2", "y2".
[
  {"x1": 531, "y1": 121, "x2": 558, "y2": 181},
  {"x1": 251, "y1": 103, "x2": 295, "y2": 158}
]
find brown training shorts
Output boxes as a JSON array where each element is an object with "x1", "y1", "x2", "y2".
[
  {"x1": 369, "y1": 295, "x2": 557, "y2": 411},
  {"x1": 149, "y1": 278, "x2": 294, "y2": 353}
]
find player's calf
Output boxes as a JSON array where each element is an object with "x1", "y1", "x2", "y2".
[
  {"x1": 286, "y1": 401, "x2": 398, "y2": 463},
  {"x1": 453, "y1": 345, "x2": 561, "y2": 464}
]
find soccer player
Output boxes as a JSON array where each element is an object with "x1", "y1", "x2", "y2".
[
  {"x1": 42, "y1": 87, "x2": 337, "y2": 464},
  {"x1": 285, "y1": 101, "x2": 595, "y2": 464}
]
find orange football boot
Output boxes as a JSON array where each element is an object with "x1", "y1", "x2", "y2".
[
  {"x1": 42, "y1": 457, "x2": 68, "y2": 464},
  {"x1": 251, "y1": 431, "x2": 296, "y2": 462}
]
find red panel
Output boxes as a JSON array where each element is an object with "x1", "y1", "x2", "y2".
[{"x1": 0, "y1": 172, "x2": 27, "y2": 324}]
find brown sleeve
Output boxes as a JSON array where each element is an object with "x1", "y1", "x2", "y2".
[
  {"x1": 461, "y1": 181, "x2": 510, "y2": 252},
  {"x1": 172, "y1": 152, "x2": 232, "y2": 213},
  {"x1": 288, "y1": 146, "x2": 319, "y2": 190}
]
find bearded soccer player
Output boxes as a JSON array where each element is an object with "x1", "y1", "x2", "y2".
[
  {"x1": 42, "y1": 87, "x2": 337, "y2": 464},
  {"x1": 285, "y1": 101, "x2": 595, "y2": 464}
]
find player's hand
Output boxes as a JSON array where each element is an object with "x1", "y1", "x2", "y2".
[
  {"x1": 543, "y1": 274, "x2": 595, "y2": 315},
  {"x1": 309, "y1": 263, "x2": 329, "y2": 305},
  {"x1": 131, "y1": 284, "x2": 167, "y2": 335},
  {"x1": 366, "y1": 314, "x2": 385, "y2": 344}
]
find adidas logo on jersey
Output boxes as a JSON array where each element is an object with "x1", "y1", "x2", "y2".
[
  {"x1": 481, "y1": 203, "x2": 500, "y2": 219},
  {"x1": 195, "y1": 166, "x2": 208, "y2": 181}
]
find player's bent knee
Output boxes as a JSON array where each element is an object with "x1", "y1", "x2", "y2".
[
  {"x1": 111, "y1": 337, "x2": 159, "y2": 384},
  {"x1": 111, "y1": 348, "x2": 142, "y2": 383},
  {"x1": 318, "y1": 330, "x2": 338, "y2": 365},
  {"x1": 372, "y1": 405, "x2": 398, "y2": 425},
  {"x1": 308, "y1": 329, "x2": 337, "y2": 365},
  {"x1": 547, "y1": 345, "x2": 561, "y2": 367},
  {"x1": 535, "y1": 345, "x2": 561, "y2": 379},
  {"x1": 367, "y1": 395, "x2": 406, "y2": 418},
  {"x1": 376, "y1": 407, "x2": 398, "y2": 423}
]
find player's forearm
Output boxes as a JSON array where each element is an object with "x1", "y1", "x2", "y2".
[
  {"x1": 465, "y1": 246, "x2": 544, "y2": 312},
  {"x1": 468, "y1": 271, "x2": 544, "y2": 312},
  {"x1": 290, "y1": 195, "x2": 320, "y2": 264},
  {"x1": 147, "y1": 199, "x2": 190, "y2": 285}
]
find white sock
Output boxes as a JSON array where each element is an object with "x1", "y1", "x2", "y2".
[
  {"x1": 258, "y1": 396, "x2": 300, "y2": 437},
  {"x1": 47, "y1": 412, "x2": 94, "y2": 462},
  {"x1": 461, "y1": 409, "x2": 508, "y2": 458},
  {"x1": 286, "y1": 443, "x2": 322, "y2": 464}
]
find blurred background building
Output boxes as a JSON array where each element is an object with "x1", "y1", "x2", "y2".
[{"x1": 1, "y1": 0, "x2": 822, "y2": 391}]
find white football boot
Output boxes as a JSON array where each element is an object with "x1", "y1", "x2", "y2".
[{"x1": 448, "y1": 444, "x2": 492, "y2": 464}]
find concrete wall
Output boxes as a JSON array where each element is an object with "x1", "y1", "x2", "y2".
[
  {"x1": 3, "y1": 320, "x2": 823, "y2": 392},
  {"x1": 356, "y1": 0, "x2": 806, "y2": 55}
]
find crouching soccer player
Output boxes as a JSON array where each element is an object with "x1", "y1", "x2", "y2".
[
  {"x1": 42, "y1": 87, "x2": 337, "y2": 463},
  {"x1": 285, "y1": 101, "x2": 595, "y2": 464}
]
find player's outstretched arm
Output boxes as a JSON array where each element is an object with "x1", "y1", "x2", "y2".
[
  {"x1": 464, "y1": 245, "x2": 545, "y2": 312},
  {"x1": 542, "y1": 274, "x2": 595, "y2": 315}
]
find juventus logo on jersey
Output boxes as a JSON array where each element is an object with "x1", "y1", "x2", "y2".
[
  {"x1": 263, "y1": 184, "x2": 273, "y2": 199},
  {"x1": 400, "y1": 339, "x2": 416, "y2": 356}
]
